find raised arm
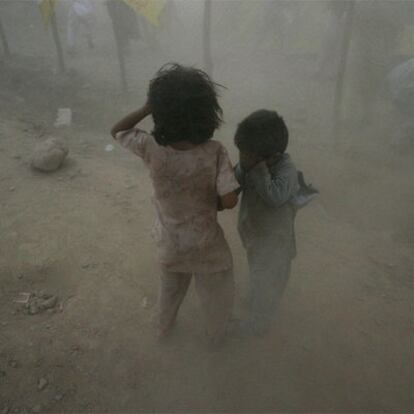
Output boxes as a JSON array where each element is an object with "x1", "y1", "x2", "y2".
[
  {"x1": 110, "y1": 103, "x2": 151, "y2": 138},
  {"x1": 246, "y1": 160, "x2": 298, "y2": 208}
]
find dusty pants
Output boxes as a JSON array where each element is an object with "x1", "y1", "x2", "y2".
[
  {"x1": 158, "y1": 269, "x2": 234, "y2": 340},
  {"x1": 246, "y1": 245, "x2": 292, "y2": 333}
]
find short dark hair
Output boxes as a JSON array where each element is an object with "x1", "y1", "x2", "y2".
[
  {"x1": 234, "y1": 109, "x2": 289, "y2": 157},
  {"x1": 148, "y1": 63, "x2": 223, "y2": 146}
]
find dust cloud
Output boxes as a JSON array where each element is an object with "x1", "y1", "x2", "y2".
[{"x1": 0, "y1": 0, "x2": 413, "y2": 412}]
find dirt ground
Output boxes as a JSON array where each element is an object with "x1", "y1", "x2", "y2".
[{"x1": 1, "y1": 50, "x2": 414, "y2": 413}]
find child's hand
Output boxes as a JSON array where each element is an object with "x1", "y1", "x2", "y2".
[
  {"x1": 110, "y1": 103, "x2": 152, "y2": 138},
  {"x1": 265, "y1": 153, "x2": 283, "y2": 167},
  {"x1": 239, "y1": 151, "x2": 261, "y2": 171}
]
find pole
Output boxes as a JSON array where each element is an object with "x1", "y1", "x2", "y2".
[
  {"x1": 333, "y1": 0, "x2": 355, "y2": 143},
  {"x1": 107, "y1": 1, "x2": 128, "y2": 93},
  {"x1": 113, "y1": 26, "x2": 128, "y2": 93},
  {"x1": 203, "y1": 0, "x2": 213, "y2": 75},
  {"x1": 50, "y1": 8, "x2": 65, "y2": 73},
  {"x1": 0, "y1": 17, "x2": 10, "y2": 57}
]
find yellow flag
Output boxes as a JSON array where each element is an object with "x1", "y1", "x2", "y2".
[
  {"x1": 123, "y1": 0, "x2": 166, "y2": 26},
  {"x1": 39, "y1": 0, "x2": 57, "y2": 26}
]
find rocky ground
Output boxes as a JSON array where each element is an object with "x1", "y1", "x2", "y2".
[{"x1": 1, "y1": 54, "x2": 414, "y2": 413}]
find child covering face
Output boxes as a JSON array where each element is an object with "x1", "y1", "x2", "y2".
[
  {"x1": 111, "y1": 64, "x2": 239, "y2": 346},
  {"x1": 233, "y1": 109, "x2": 299, "y2": 335}
]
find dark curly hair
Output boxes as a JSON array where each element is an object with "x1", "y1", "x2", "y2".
[
  {"x1": 147, "y1": 63, "x2": 223, "y2": 146},
  {"x1": 234, "y1": 109, "x2": 289, "y2": 157}
]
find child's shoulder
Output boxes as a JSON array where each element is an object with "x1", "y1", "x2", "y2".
[
  {"x1": 201, "y1": 139, "x2": 228, "y2": 155},
  {"x1": 206, "y1": 139, "x2": 224, "y2": 148}
]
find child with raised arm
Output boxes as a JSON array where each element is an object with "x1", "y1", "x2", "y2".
[
  {"x1": 233, "y1": 109, "x2": 299, "y2": 336},
  {"x1": 111, "y1": 64, "x2": 239, "y2": 346}
]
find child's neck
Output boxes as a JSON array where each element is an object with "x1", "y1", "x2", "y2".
[{"x1": 170, "y1": 141, "x2": 197, "y2": 151}]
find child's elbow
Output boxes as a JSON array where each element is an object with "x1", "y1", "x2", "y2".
[
  {"x1": 220, "y1": 192, "x2": 238, "y2": 209},
  {"x1": 110, "y1": 127, "x2": 118, "y2": 139}
]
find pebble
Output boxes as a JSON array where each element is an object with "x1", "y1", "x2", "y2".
[
  {"x1": 29, "y1": 303, "x2": 40, "y2": 316},
  {"x1": 9, "y1": 186, "x2": 15, "y2": 192},
  {"x1": 27, "y1": 295, "x2": 58, "y2": 315},
  {"x1": 42, "y1": 296, "x2": 57, "y2": 309},
  {"x1": 37, "y1": 377, "x2": 48, "y2": 391},
  {"x1": 54, "y1": 393, "x2": 63, "y2": 402},
  {"x1": 2, "y1": 407, "x2": 10, "y2": 414},
  {"x1": 70, "y1": 345, "x2": 80, "y2": 355}
]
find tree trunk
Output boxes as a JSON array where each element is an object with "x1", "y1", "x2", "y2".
[
  {"x1": 0, "y1": 17, "x2": 10, "y2": 57},
  {"x1": 50, "y1": 9, "x2": 65, "y2": 73},
  {"x1": 333, "y1": 0, "x2": 356, "y2": 143}
]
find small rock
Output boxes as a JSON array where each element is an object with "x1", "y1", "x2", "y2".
[
  {"x1": 37, "y1": 377, "x2": 48, "y2": 391},
  {"x1": 29, "y1": 302, "x2": 40, "y2": 315},
  {"x1": 54, "y1": 393, "x2": 63, "y2": 402},
  {"x1": 9, "y1": 186, "x2": 15, "y2": 192},
  {"x1": 40, "y1": 296, "x2": 57, "y2": 310},
  {"x1": 8, "y1": 360, "x2": 18, "y2": 368},
  {"x1": 141, "y1": 297, "x2": 148, "y2": 309},
  {"x1": 2, "y1": 406, "x2": 10, "y2": 414},
  {"x1": 40, "y1": 292, "x2": 52, "y2": 299},
  {"x1": 0, "y1": 370, "x2": 6, "y2": 377},
  {"x1": 32, "y1": 405, "x2": 41, "y2": 414},
  {"x1": 13, "y1": 155, "x2": 21, "y2": 160},
  {"x1": 31, "y1": 138, "x2": 68, "y2": 173}
]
